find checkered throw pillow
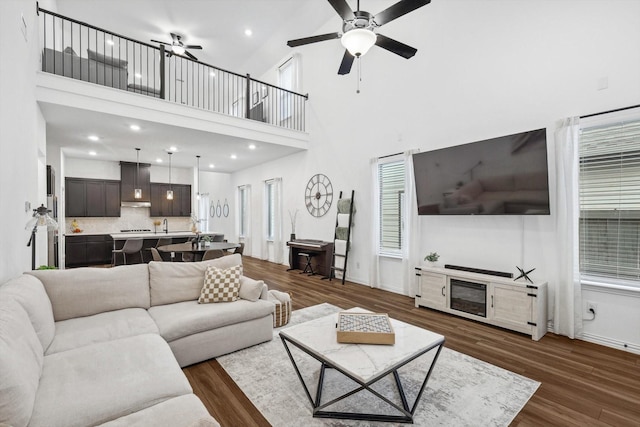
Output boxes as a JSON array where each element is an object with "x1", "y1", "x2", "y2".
[{"x1": 198, "y1": 264, "x2": 242, "y2": 303}]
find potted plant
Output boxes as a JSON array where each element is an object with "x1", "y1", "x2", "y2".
[
  {"x1": 424, "y1": 252, "x2": 440, "y2": 266},
  {"x1": 201, "y1": 235, "x2": 213, "y2": 247}
]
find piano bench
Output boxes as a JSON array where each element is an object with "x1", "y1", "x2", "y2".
[{"x1": 298, "y1": 252, "x2": 317, "y2": 275}]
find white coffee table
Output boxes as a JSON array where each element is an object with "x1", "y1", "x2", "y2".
[{"x1": 279, "y1": 307, "x2": 445, "y2": 423}]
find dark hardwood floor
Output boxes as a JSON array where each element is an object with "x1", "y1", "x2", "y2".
[{"x1": 183, "y1": 257, "x2": 640, "y2": 427}]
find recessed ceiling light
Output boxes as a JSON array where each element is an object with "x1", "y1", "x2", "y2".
[
  {"x1": 230, "y1": 154, "x2": 237, "y2": 160},
  {"x1": 135, "y1": 73, "x2": 142, "y2": 79},
  {"x1": 169, "y1": 146, "x2": 177, "y2": 152},
  {"x1": 209, "y1": 71, "x2": 215, "y2": 77},
  {"x1": 248, "y1": 143, "x2": 256, "y2": 150},
  {"x1": 89, "y1": 151, "x2": 97, "y2": 156},
  {"x1": 156, "y1": 158, "x2": 163, "y2": 163},
  {"x1": 88, "y1": 135, "x2": 99, "y2": 142},
  {"x1": 244, "y1": 28, "x2": 252, "y2": 37},
  {"x1": 209, "y1": 164, "x2": 215, "y2": 169},
  {"x1": 130, "y1": 124, "x2": 140, "y2": 131},
  {"x1": 106, "y1": 39, "x2": 115, "y2": 46}
]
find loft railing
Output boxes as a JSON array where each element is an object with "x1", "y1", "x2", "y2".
[{"x1": 37, "y1": 7, "x2": 308, "y2": 132}]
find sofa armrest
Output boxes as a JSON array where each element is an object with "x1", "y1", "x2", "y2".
[{"x1": 259, "y1": 283, "x2": 269, "y2": 301}]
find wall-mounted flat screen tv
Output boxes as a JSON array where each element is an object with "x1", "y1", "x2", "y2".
[{"x1": 412, "y1": 128, "x2": 550, "y2": 215}]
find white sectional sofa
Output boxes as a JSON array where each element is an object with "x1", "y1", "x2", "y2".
[{"x1": 0, "y1": 254, "x2": 274, "y2": 427}]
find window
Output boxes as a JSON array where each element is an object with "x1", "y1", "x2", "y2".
[
  {"x1": 238, "y1": 185, "x2": 249, "y2": 237},
  {"x1": 265, "y1": 180, "x2": 275, "y2": 241},
  {"x1": 277, "y1": 57, "x2": 297, "y2": 121},
  {"x1": 378, "y1": 159, "x2": 406, "y2": 255},
  {"x1": 579, "y1": 117, "x2": 640, "y2": 285}
]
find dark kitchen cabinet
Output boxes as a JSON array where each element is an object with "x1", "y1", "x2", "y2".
[
  {"x1": 66, "y1": 179, "x2": 86, "y2": 217},
  {"x1": 150, "y1": 183, "x2": 191, "y2": 217},
  {"x1": 65, "y1": 234, "x2": 113, "y2": 267},
  {"x1": 65, "y1": 178, "x2": 120, "y2": 217},
  {"x1": 120, "y1": 161, "x2": 151, "y2": 202}
]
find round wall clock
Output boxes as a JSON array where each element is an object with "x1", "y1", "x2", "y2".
[{"x1": 305, "y1": 173, "x2": 333, "y2": 217}]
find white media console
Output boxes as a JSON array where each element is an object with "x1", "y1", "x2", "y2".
[{"x1": 415, "y1": 265, "x2": 547, "y2": 341}]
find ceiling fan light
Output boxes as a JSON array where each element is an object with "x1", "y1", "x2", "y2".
[
  {"x1": 341, "y1": 28, "x2": 377, "y2": 57},
  {"x1": 172, "y1": 45, "x2": 185, "y2": 56}
]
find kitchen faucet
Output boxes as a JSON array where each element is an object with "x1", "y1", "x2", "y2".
[{"x1": 162, "y1": 218, "x2": 168, "y2": 234}]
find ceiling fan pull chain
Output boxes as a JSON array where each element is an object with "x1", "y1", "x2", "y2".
[{"x1": 356, "y1": 56, "x2": 361, "y2": 94}]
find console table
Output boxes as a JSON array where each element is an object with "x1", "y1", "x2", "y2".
[{"x1": 415, "y1": 266, "x2": 547, "y2": 341}]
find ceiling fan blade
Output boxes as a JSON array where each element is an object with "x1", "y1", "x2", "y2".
[
  {"x1": 337, "y1": 50, "x2": 355, "y2": 75},
  {"x1": 375, "y1": 33, "x2": 417, "y2": 59},
  {"x1": 374, "y1": 0, "x2": 431, "y2": 26},
  {"x1": 327, "y1": 0, "x2": 355, "y2": 20},
  {"x1": 151, "y1": 39, "x2": 171, "y2": 46},
  {"x1": 287, "y1": 32, "x2": 340, "y2": 47},
  {"x1": 184, "y1": 45, "x2": 203, "y2": 50},
  {"x1": 184, "y1": 51, "x2": 198, "y2": 60}
]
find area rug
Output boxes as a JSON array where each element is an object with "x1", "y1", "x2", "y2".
[{"x1": 217, "y1": 303, "x2": 539, "y2": 426}]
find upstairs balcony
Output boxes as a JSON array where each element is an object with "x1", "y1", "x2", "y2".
[{"x1": 37, "y1": 7, "x2": 308, "y2": 133}]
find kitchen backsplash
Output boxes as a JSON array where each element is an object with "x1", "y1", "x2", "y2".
[{"x1": 65, "y1": 207, "x2": 193, "y2": 234}]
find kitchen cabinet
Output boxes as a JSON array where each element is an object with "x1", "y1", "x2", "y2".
[
  {"x1": 65, "y1": 234, "x2": 113, "y2": 267},
  {"x1": 65, "y1": 178, "x2": 121, "y2": 217},
  {"x1": 120, "y1": 161, "x2": 151, "y2": 202},
  {"x1": 150, "y1": 183, "x2": 191, "y2": 217}
]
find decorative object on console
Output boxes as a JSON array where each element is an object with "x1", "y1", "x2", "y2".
[
  {"x1": 288, "y1": 209, "x2": 299, "y2": 241},
  {"x1": 444, "y1": 264, "x2": 513, "y2": 279},
  {"x1": 26, "y1": 204, "x2": 59, "y2": 270},
  {"x1": 286, "y1": 0, "x2": 430, "y2": 75},
  {"x1": 305, "y1": 173, "x2": 333, "y2": 217},
  {"x1": 515, "y1": 266, "x2": 535, "y2": 284},
  {"x1": 424, "y1": 252, "x2": 440, "y2": 263}
]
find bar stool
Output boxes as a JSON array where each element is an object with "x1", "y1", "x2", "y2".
[
  {"x1": 112, "y1": 238, "x2": 143, "y2": 266},
  {"x1": 299, "y1": 252, "x2": 316, "y2": 275}
]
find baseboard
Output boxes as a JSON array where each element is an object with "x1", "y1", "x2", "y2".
[{"x1": 580, "y1": 332, "x2": 640, "y2": 355}]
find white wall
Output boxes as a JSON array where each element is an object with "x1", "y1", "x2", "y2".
[
  {"x1": 0, "y1": 0, "x2": 54, "y2": 281},
  {"x1": 232, "y1": 0, "x2": 640, "y2": 350},
  {"x1": 199, "y1": 170, "x2": 234, "y2": 238}
]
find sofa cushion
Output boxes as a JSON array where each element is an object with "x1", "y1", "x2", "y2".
[
  {"x1": 29, "y1": 334, "x2": 192, "y2": 427},
  {"x1": 0, "y1": 274, "x2": 55, "y2": 350},
  {"x1": 46, "y1": 308, "x2": 159, "y2": 355},
  {"x1": 239, "y1": 277, "x2": 265, "y2": 302},
  {"x1": 148, "y1": 299, "x2": 275, "y2": 342},
  {"x1": 96, "y1": 394, "x2": 220, "y2": 427},
  {"x1": 149, "y1": 254, "x2": 242, "y2": 306},
  {"x1": 199, "y1": 265, "x2": 242, "y2": 303},
  {"x1": 29, "y1": 264, "x2": 150, "y2": 321},
  {"x1": 0, "y1": 299, "x2": 44, "y2": 427},
  {"x1": 87, "y1": 49, "x2": 128, "y2": 68}
]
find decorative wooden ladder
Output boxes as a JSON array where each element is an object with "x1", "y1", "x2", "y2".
[{"x1": 330, "y1": 190, "x2": 355, "y2": 285}]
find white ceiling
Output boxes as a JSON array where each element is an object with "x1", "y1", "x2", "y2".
[{"x1": 46, "y1": 0, "x2": 419, "y2": 172}]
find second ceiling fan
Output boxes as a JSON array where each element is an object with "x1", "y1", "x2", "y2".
[
  {"x1": 287, "y1": 0, "x2": 431, "y2": 75},
  {"x1": 151, "y1": 32, "x2": 203, "y2": 60}
]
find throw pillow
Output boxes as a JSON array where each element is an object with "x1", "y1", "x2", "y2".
[
  {"x1": 198, "y1": 265, "x2": 242, "y2": 303},
  {"x1": 238, "y1": 277, "x2": 264, "y2": 302}
]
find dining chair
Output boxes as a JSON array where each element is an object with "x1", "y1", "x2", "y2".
[
  {"x1": 212, "y1": 234, "x2": 224, "y2": 242},
  {"x1": 112, "y1": 238, "x2": 143, "y2": 266},
  {"x1": 150, "y1": 247, "x2": 163, "y2": 262},
  {"x1": 234, "y1": 242, "x2": 245, "y2": 255},
  {"x1": 202, "y1": 249, "x2": 224, "y2": 261}
]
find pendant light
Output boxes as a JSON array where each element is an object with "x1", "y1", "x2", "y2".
[
  {"x1": 134, "y1": 148, "x2": 142, "y2": 199},
  {"x1": 196, "y1": 155, "x2": 201, "y2": 200},
  {"x1": 166, "y1": 152, "x2": 174, "y2": 200}
]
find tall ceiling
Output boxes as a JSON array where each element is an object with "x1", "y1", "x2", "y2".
[{"x1": 46, "y1": 0, "x2": 418, "y2": 171}]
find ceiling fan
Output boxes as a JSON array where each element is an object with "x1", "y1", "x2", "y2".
[
  {"x1": 151, "y1": 32, "x2": 202, "y2": 60},
  {"x1": 287, "y1": 0, "x2": 430, "y2": 75}
]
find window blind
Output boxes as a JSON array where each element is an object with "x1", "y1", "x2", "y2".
[
  {"x1": 579, "y1": 119, "x2": 640, "y2": 282},
  {"x1": 379, "y1": 160, "x2": 405, "y2": 253}
]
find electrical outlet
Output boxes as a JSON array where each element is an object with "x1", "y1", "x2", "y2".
[{"x1": 586, "y1": 301, "x2": 597, "y2": 315}]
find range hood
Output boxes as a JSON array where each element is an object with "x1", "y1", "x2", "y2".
[
  {"x1": 120, "y1": 161, "x2": 151, "y2": 207},
  {"x1": 121, "y1": 200, "x2": 151, "y2": 208}
]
